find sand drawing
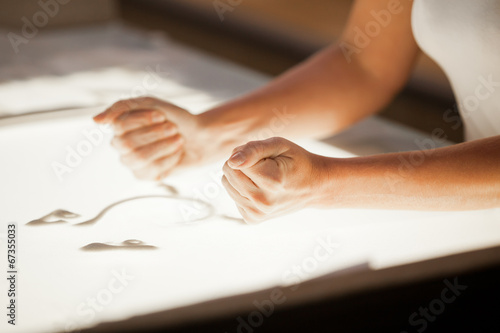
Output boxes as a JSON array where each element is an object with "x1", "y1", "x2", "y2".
[
  {"x1": 80, "y1": 239, "x2": 158, "y2": 251},
  {"x1": 27, "y1": 184, "x2": 216, "y2": 227},
  {"x1": 25, "y1": 183, "x2": 243, "y2": 250}
]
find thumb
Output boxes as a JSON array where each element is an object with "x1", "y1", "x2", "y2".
[{"x1": 228, "y1": 137, "x2": 290, "y2": 170}]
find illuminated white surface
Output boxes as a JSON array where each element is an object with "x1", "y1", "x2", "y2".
[
  {"x1": 2, "y1": 114, "x2": 500, "y2": 333},
  {"x1": 0, "y1": 25, "x2": 499, "y2": 333}
]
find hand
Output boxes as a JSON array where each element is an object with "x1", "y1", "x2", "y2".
[
  {"x1": 94, "y1": 97, "x2": 209, "y2": 180},
  {"x1": 222, "y1": 137, "x2": 327, "y2": 223}
]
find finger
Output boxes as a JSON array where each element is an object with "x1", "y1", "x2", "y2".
[
  {"x1": 235, "y1": 205, "x2": 265, "y2": 224},
  {"x1": 228, "y1": 137, "x2": 291, "y2": 170},
  {"x1": 120, "y1": 134, "x2": 184, "y2": 170},
  {"x1": 93, "y1": 97, "x2": 158, "y2": 123},
  {"x1": 132, "y1": 149, "x2": 183, "y2": 181},
  {"x1": 111, "y1": 122, "x2": 178, "y2": 153},
  {"x1": 112, "y1": 110, "x2": 167, "y2": 135},
  {"x1": 224, "y1": 163, "x2": 276, "y2": 213},
  {"x1": 221, "y1": 175, "x2": 252, "y2": 206},
  {"x1": 239, "y1": 158, "x2": 283, "y2": 191},
  {"x1": 222, "y1": 162, "x2": 259, "y2": 197},
  {"x1": 224, "y1": 182, "x2": 264, "y2": 224}
]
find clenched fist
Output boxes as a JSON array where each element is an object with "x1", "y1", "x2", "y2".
[
  {"x1": 222, "y1": 137, "x2": 329, "y2": 223},
  {"x1": 94, "y1": 97, "x2": 210, "y2": 180}
]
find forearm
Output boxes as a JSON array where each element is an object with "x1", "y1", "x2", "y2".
[
  {"x1": 198, "y1": 45, "x2": 399, "y2": 156},
  {"x1": 315, "y1": 136, "x2": 500, "y2": 210}
]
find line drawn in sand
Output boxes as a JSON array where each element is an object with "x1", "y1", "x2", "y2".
[
  {"x1": 27, "y1": 183, "x2": 242, "y2": 227},
  {"x1": 81, "y1": 239, "x2": 158, "y2": 251},
  {"x1": 25, "y1": 183, "x2": 244, "y2": 250}
]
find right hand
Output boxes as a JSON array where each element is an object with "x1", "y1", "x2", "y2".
[{"x1": 94, "y1": 97, "x2": 208, "y2": 181}]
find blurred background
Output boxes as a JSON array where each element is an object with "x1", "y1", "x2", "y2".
[{"x1": 1, "y1": 0, "x2": 463, "y2": 141}]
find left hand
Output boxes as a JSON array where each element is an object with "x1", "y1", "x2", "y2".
[{"x1": 222, "y1": 137, "x2": 327, "y2": 223}]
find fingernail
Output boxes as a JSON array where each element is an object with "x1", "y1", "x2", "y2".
[
  {"x1": 152, "y1": 113, "x2": 165, "y2": 123},
  {"x1": 229, "y1": 152, "x2": 245, "y2": 167}
]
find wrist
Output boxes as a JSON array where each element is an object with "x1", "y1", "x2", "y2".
[
  {"x1": 308, "y1": 154, "x2": 351, "y2": 209},
  {"x1": 310, "y1": 154, "x2": 408, "y2": 210},
  {"x1": 307, "y1": 155, "x2": 339, "y2": 208},
  {"x1": 197, "y1": 111, "x2": 237, "y2": 159},
  {"x1": 190, "y1": 113, "x2": 226, "y2": 164},
  {"x1": 198, "y1": 105, "x2": 263, "y2": 158}
]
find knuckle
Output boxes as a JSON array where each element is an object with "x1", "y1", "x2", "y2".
[
  {"x1": 122, "y1": 139, "x2": 135, "y2": 151},
  {"x1": 163, "y1": 122, "x2": 177, "y2": 133},
  {"x1": 120, "y1": 98, "x2": 137, "y2": 108},
  {"x1": 268, "y1": 136, "x2": 287, "y2": 146},
  {"x1": 238, "y1": 206, "x2": 264, "y2": 224},
  {"x1": 222, "y1": 162, "x2": 232, "y2": 175},
  {"x1": 169, "y1": 134, "x2": 184, "y2": 147},
  {"x1": 148, "y1": 111, "x2": 164, "y2": 122},
  {"x1": 256, "y1": 201, "x2": 274, "y2": 214},
  {"x1": 137, "y1": 96, "x2": 156, "y2": 106},
  {"x1": 245, "y1": 141, "x2": 260, "y2": 152},
  {"x1": 174, "y1": 134, "x2": 185, "y2": 144},
  {"x1": 260, "y1": 197, "x2": 273, "y2": 208},
  {"x1": 110, "y1": 100, "x2": 124, "y2": 110},
  {"x1": 151, "y1": 158, "x2": 165, "y2": 168},
  {"x1": 250, "y1": 192, "x2": 271, "y2": 207},
  {"x1": 243, "y1": 142, "x2": 262, "y2": 158},
  {"x1": 128, "y1": 98, "x2": 145, "y2": 109},
  {"x1": 255, "y1": 210, "x2": 266, "y2": 219},
  {"x1": 115, "y1": 111, "x2": 128, "y2": 120},
  {"x1": 133, "y1": 149, "x2": 149, "y2": 161},
  {"x1": 267, "y1": 136, "x2": 282, "y2": 144}
]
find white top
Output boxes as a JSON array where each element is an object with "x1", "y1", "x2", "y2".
[{"x1": 412, "y1": 0, "x2": 500, "y2": 141}]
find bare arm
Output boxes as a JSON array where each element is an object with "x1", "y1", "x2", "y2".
[
  {"x1": 221, "y1": 136, "x2": 500, "y2": 223},
  {"x1": 94, "y1": 0, "x2": 420, "y2": 180},
  {"x1": 201, "y1": 0, "x2": 419, "y2": 153},
  {"x1": 316, "y1": 135, "x2": 500, "y2": 210}
]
